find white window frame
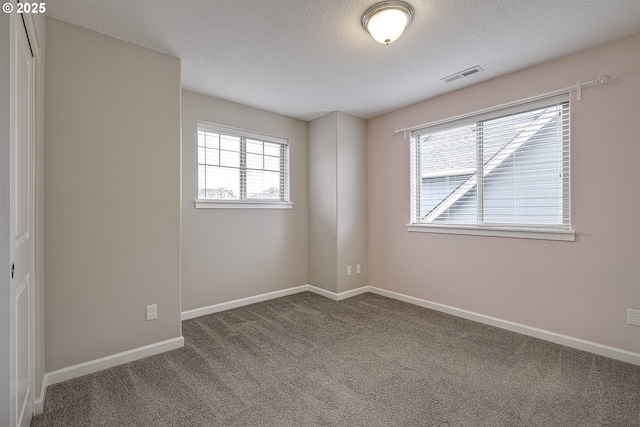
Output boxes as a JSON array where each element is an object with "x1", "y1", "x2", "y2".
[
  {"x1": 195, "y1": 122, "x2": 292, "y2": 209},
  {"x1": 407, "y1": 95, "x2": 575, "y2": 241}
]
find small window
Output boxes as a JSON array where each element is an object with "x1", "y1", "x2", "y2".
[
  {"x1": 409, "y1": 95, "x2": 572, "y2": 240},
  {"x1": 196, "y1": 122, "x2": 290, "y2": 208}
]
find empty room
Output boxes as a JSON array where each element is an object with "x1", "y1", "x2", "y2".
[{"x1": 2, "y1": 0, "x2": 640, "y2": 425}]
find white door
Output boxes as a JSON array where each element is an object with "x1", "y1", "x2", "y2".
[{"x1": 9, "y1": 6, "x2": 35, "y2": 427}]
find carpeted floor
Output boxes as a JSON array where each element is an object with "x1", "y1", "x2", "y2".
[{"x1": 32, "y1": 292, "x2": 640, "y2": 426}]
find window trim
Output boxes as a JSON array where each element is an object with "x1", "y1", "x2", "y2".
[
  {"x1": 408, "y1": 94, "x2": 572, "y2": 240},
  {"x1": 195, "y1": 200, "x2": 293, "y2": 209},
  {"x1": 195, "y1": 121, "x2": 291, "y2": 209},
  {"x1": 406, "y1": 223, "x2": 575, "y2": 241}
]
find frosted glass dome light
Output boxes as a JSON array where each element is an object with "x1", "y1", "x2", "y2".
[{"x1": 362, "y1": 1, "x2": 413, "y2": 45}]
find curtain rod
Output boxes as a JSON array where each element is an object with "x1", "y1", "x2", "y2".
[{"x1": 392, "y1": 74, "x2": 613, "y2": 138}]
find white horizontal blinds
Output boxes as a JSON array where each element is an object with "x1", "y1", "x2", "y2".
[
  {"x1": 198, "y1": 131, "x2": 241, "y2": 200},
  {"x1": 244, "y1": 138, "x2": 286, "y2": 200},
  {"x1": 411, "y1": 94, "x2": 570, "y2": 228},
  {"x1": 197, "y1": 122, "x2": 289, "y2": 202},
  {"x1": 417, "y1": 121, "x2": 478, "y2": 224},
  {"x1": 481, "y1": 102, "x2": 570, "y2": 226}
]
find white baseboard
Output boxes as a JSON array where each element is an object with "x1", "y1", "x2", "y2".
[
  {"x1": 34, "y1": 336, "x2": 184, "y2": 414},
  {"x1": 181, "y1": 284, "x2": 640, "y2": 366},
  {"x1": 307, "y1": 284, "x2": 370, "y2": 301},
  {"x1": 366, "y1": 286, "x2": 640, "y2": 367},
  {"x1": 181, "y1": 284, "x2": 369, "y2": 320},
  {"x1": 34, "y1": 375, "x2": 47, "y2": 414},
  {"x1": 182, "y1": 286, "x2": 310, "y2": 320},
  {"x1": 36, "y1": 283, "x2": 639, "y2": 415}
]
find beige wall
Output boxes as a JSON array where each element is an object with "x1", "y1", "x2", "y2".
[
  {"x1": 45, "y1": 18, "x2": 182, "y2": 371},
  {"x1": 181, "y1": 90, "x2": 308, "y2": 311},
  {"x1": 308, "y1": 113, "x2": 338, "y2": 292},
  {"x1": 336, "y1": 112, "x2": 368, "y2": 293},
  {"x1": 368, "y1": 35, "x2": 640, "y2": 353},
  {"x1": 309, "y1": 112, "x2": 368, "y2": 293}
]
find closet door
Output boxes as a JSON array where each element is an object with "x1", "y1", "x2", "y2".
[{"x1": 9, "y1": 5, "x2": 35, "y2": 426}]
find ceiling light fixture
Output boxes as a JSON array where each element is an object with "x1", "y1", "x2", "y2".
[{"x1": 362, "y1": 1, "x2": 413, "y2": 45}]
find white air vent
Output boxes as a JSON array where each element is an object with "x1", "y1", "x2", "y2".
[{"x1": 441, "y1": 65, "x2": 484, "y2": 83}]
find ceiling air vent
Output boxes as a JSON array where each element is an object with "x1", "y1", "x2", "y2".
[{"x1": 441, "y1": 65, "x2": 484, "y2": 83}]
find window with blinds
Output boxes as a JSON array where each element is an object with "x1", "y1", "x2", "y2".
[
  {"x1": 197, "y1": 122, "x2": 289, "y2": 204},
  {"x1": 410, "y1": 95, "x2": 570, "y2": 231}
]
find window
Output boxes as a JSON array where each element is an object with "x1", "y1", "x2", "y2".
[
  {"x1": 196, "y1": 122, "x2": 291, "y2": 208},
  {"x1": 409, "y1": 95, "x2": 573, "y2": 240}
]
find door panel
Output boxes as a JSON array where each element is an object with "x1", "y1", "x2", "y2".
[{"x1": 10, "y1": 7, "x2": 34, "y2": 427}]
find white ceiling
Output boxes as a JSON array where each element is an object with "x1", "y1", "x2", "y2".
[{"x1": 44, "y1": 0, "x2": 640, "y2": 121}]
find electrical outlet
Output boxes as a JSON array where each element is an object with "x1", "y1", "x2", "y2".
[
  {"x1": 146, "y1": 304, "x2": 157, "y2": 321},
  {"x1": 347, "y1": 266, "x2": 352, "y2": 276},
  {"x1": 356, "y1": 264, "x2": 361, "y2": 274},
  {"x1": 628, "y1": 309, "x2": 640, "y2": 327}
]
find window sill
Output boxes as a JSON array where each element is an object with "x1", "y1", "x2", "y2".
[
  {"x1": 195, "y1": 200, "x2": 293, "y2": 209},
  {"x1": 406, "y1": 224, "x2": 575, "y2": 241}
]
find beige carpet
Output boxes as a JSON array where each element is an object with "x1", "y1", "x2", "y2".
[{"x1": 32, "y1": 292, "x2": 640, "y2": 426}]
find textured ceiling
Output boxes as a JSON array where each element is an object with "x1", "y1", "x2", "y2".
[{"x1": 45, "y1": 0, "x2": 640, "y2": 121}]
